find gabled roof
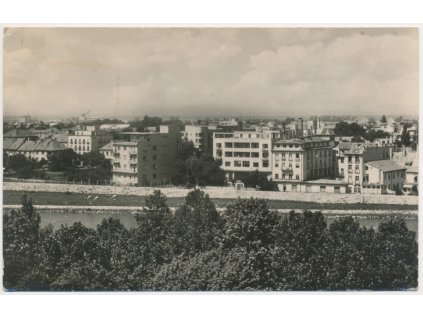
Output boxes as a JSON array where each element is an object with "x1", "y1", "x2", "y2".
[
  {"x1": 3, "y1": 138, "x2": 17, "y2": 149},
  {"x1": 4, "y1": 129, "x2": 36, "y2": 138},
  {"x1": 7, "y1": 138, "x2": 26, "y2": 150},
  {"x1": 366, "y1": 160, "x2": 406, "y2": 172},
  {"x1": 100, "y1": 141, "x2": 113, "y2": 151},
  {"x1": 35, "y1": 139, "x2": 67, "y2": 151},
  {"x1": 18, "y1": 140, "x2": 38, "y2": 151}
]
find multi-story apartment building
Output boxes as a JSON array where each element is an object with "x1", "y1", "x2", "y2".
[
  {"x1": 334, "y1": 142, "x2": 391, "y2": 193},
  {"x1": 112, "y1": 125, "x2": 179, "y2": 186},
  {"x1": 67, "y1": 125, "x2": 111, "y2": 155},
  {"x1": 363, "y1": 160, "x2": 406, "y2": 194},
  {"x1": 213, "y1": 130, "x2": 282, "y2": 180},
  {"x1": 181, "y1": 125, "x2": 211, "y2": 152},
  {"x1": 271, "y1": 137, "x2": 336, "y2": 191}
]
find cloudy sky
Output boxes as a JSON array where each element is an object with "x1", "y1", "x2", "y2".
[{"x1": 3, "y1": 27, "x2": 419, "y2": 118}]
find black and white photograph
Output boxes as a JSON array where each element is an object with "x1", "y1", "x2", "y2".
[{"x1": 1, "y1": 26, "x2": 419, "y2": 292}]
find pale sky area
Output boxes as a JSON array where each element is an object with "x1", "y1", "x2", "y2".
[{"x1": 3, "y1": 27, "x2": 419, "y2": 119}]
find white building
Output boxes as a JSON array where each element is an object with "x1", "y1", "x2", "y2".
[
  {"x1": 67, "y1": 125, "x2": 111, "y2": 155},
  {"x1": 213, "y1": 130, "x2": 282, "y2": 180}
]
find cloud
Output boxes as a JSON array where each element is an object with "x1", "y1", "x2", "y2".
[{"x1": 3, "y1": 28, "x2": 419, "y2": 118}]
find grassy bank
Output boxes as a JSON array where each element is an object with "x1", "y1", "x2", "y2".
[{"x1": 3, "y1": 190, "x2": 418, "y2": 211}]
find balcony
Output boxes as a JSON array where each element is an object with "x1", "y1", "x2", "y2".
[
  {"x1": 355, "y1": 170, "x2": 360, "y2": 174},
  {"x1": 295, "y1": 158, "x2": 300, "y2": 162},
  {"x1": 348, "y1": 169, "x2": 353, "y2": 174},
  {"x1": 282, "y1": 168, "x2": 293, "y2": 173}
]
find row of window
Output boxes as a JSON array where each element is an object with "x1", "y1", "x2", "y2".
[
  {"x1": 217, "y1": 142, "x2": 268, "y2": 149},
  {"x1": 69, "y1": 138, "x2": 90, "y2": 145},
  {"x1": 224, "y1": 161, "x2": 269, "y2": 168},
  {"x1": 73, "y1": 145, "x2": 90, "y2": 152}
]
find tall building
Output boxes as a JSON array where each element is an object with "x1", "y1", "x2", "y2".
[
  {"x1": 112, "y1": 125, "x2": 179, "y2": 186},
  {"x1": 181, "y1": 125, "x2": 211, "y2": 152},
  {"x1": 213, "y1": 130, "x2": 282, "y2": 180},
  {"x1": 334, "y1": 142, "x2": 391, "y2": 193},
  {"x1": 67, "y1": 125, "x2": 112, "y2": 155}
]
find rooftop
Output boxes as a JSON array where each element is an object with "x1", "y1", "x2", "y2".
[
  {"x1": 274, "y1": 137, "x2": 330, "y2": 145},
  {"x1": 366, "y1": 160, "x2": 406, "y2": 172},
  {"x1": 100, "y1": 142, "x2": 113, "y2": 151}
]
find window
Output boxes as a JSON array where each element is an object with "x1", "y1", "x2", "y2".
[
  {"x1": 263, "y1": 144, "x2": 269, "y2": 149},
  {"x1": 334, "y1": 186, "x2": 340, "y2": 193},
  {"x1": 152, "y1": 145, "x2": 157, "y2": 151},
  {"x1": 275, "y1": 174, "x2": 279, "y2": 179},
  {"x1": 340, "y1": 158, "x2": 344, "y2": 164},
  {"x1": 320, "y1": 186, "x2": 326, "y2": 192},
  {"x1": 152, "y1": 173, "x2": 157, "y2": 179},
  {"x1": 296, "y1": 175, "x2": 299, "y2": 180},
  {"x1": 253, "y1": 162, "x2": 259, "y2": 167},
  {"x1": 153, "y1": 155, "x2": 157, "y2": 160},
  {"x1": 355, "y1": 176, "x2": 359, "y2": 182},
  {"x1": 225, "y1": 161, "x2": 231, "y2": 167},
  {"x1": 234, "y1": 161, "x2": 242, "y2": 167},
  {"x1": 225, "y1": 142, "x2": 233, "y2": 148},
  {"x1": 242, "y1": 161, "x2": 250, "y2": 167},
  {"x1": 292, "y1": 184, "x2": 298, "y2": 191},
  {"x1": 282, "y1": 174, "x2": 285, "y2": 179},
  {"x1": 251, "y1": 143, "x2": 259, "y2": 148},
  {"x1": 262, "y1": 161, "x2": 269, "y2": 167},
  {"x1": 275, "y1": 162, "x2": 279, "y2": 168},
  {"x1": 216, "y1": 143, "x2": 222, "y2": 148},
  {"x1": 295, "y1": 163, "x2": 300, "y2": 168},
  {"x1": 295, "y1": 153, "x2": 300, "y2": 158}
]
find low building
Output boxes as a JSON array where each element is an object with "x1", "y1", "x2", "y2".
[
  {"x1": 363, "y1": 160, "x2": 406, "y2": 194},
  {"x1": 99, "y1": 142, "x2": 114, "y2": 161},
  {"x1": 277, "y1": 178, "x2": 347, "y2": 193},
  {"x1": 100, "y1": 123, "x2": 130, "y2": 131},
  {"x1": 4, "y1": 138, "x2": 66, "y2": 161},
  {"x1": 334, "y1": 142, "x2": 391, "y2": 193}
]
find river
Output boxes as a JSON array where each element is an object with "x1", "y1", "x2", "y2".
[{"x1": 36, "y1": 210, "x2": 418, "y2": 233}]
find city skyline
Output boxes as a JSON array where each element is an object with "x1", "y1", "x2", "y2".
[{"x1": 3, "y1": 27, "x2": 419, "y2": 118}]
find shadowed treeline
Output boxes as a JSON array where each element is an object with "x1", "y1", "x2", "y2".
[{"x1": 3, "y1": 191, "x2": 418, "y2": 291}]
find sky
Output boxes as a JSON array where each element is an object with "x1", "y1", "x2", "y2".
[{"x1": 3, "y1": 27, "x2": 419, "y2": 119}]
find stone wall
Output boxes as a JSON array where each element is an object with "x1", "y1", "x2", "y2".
[{"x1": 3, "y1": 182, "x2": 419, "y2": 205}]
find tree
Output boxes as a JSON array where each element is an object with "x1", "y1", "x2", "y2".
[
  {"x1": 334, "y1": 122, "x2": 366, "y2": 137},
  {"x1": 3, "y1": 194, "x2": 41, "y2": 289},
  {"x1": 242, "y1": 170, "x2": 278, "y2": 191},
  {"x1": 129, "y1": 190, "x2": 175, "y2": 288},
  {"x1": 372, "y1": 219, "x2": 418, "y2": 290},
  {"x1": 272, "y1": 211, "x2": 328, "y2": 290},
  {"x1": 171, "y1": 142, "x2": 225, "y2": 186},
  {"x1": 381, "y1": 115, "x2": 387, "y2": 123},
  {"x1": 172, "y1": 190, "x2": 223, "y2": 256},
  {"x1": 401, "y1": 124, "x2": 411, "y2": 147},
  {"x1": 48, "y1": 148, "x2": 81, "y2": 172}
]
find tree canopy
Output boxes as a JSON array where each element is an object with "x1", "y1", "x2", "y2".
[{"x1": 3, "y1": 191, "x2": 418, "y2": 291}]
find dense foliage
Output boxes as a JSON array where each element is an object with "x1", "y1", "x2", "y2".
[
  {"x1": 48, "y1": 149, "x2": 112, "y2": 183},
  {"x1": 334, "y1": 121, "x2": 390, "y2": 141},
  {"x1": 3, "y1": 191, "x2": 418, "y2": 291},
  {"x1": 171, "y1": 141, "x2": 226, "y2": 186},
  {"x1": 241, "y1": 170, "x2": 278, "y2": 191},
  {"x1": 3, "y1": 154, "x2": 46, "y2": 179}
]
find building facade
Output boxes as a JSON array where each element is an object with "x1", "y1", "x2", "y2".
[
  {"x1": 112, "y1": 125, "x2": 179, "y2": 186},
  {"x1": 181, "y1": 125, "x2": 211, "y2": 152},
  {"x1": 213, "y1": 130, "x2": 282, "y2": 180},
  {"x1": 271, "y1": 137, "x2": 336, "y2": 183},
  {"x1": 363, "y1": 160, "x2": 406, "y2": 194},
  {"x1": 334, "y1": 142, "x2": 391, "y2": 193},
  {"x1": 67, "y1": 125, "x2": 111, "y2": 155}
]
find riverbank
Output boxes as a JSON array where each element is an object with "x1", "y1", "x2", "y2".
[{"x1": 3, "y1": 190, "x2": 418, "y2": 211}]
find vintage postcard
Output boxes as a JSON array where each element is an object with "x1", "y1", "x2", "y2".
[{"x1": 2, "y1": 27, "x2": 419, "y2": 291}]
